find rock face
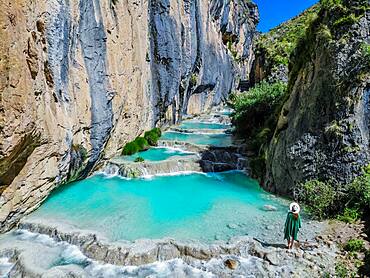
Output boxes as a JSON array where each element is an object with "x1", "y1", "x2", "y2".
[
  {"x1": 265, "y1": 0, "x2": 370, "y2": 196},
  {"x1": 0, "y1": 0, "x2": 258, "y2": 231}
]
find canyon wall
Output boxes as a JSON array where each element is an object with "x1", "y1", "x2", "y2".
[
  {"x1": 0, "y1": 0, "x2": 258, "y2": 232},
  {"x1": 265, "y1": 0, "x2": 370, "y2": 195}
]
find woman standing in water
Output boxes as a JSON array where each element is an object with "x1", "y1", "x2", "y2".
[{"x1": 284, "y1": 202, "x2": 302, "y2": 249}]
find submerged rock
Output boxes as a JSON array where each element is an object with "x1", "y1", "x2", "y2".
[{"x1": 263, "y1": 205, "x2": 278, "y2": 211}]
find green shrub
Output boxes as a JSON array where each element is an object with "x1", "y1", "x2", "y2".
[
  {"x1": 134, "y1": 156, "x2": 144, "y2": 163},
  {"x1": 300, "y1": 165, "x2": 370, "y2": 220},
  {"x1": 335, "y1": 262, "x2": 349, "y2": 278},
  {"x1": 231, "y1": 81, "x2": 287, "y2": 136},
  {"x1": 337, "y1": 207, "x2": 360, "y2": 223},
  {"x1": 122, "y1": 141, "x2": 140, "y2": 155},
  {"x1": 144, "y1": 128, "x2": 162, "y2": 146},
  {"x1": 344, "y1": 170, "x2": 370, "y2": 211},
  {"x1": 133, "y1": 137, "x2": 149, "y2": 150},
  {"x1": 344, "y1": 239, "x2": 365, "y2": 252},
  {"x1": 152, "y1": 127, "x2": 162, "y2": 137},
  {"x1": 299, "y1": 180, "x2": 336, "y2": 219}
]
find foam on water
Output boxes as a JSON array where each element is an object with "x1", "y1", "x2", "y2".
[
  {"x1": 0, "y1": 257, "x2": 13, "y2": 278},
  {"x1": 116, "y1": 147, "x2": 195, "y2": 162},
  {"x1": 28, "y1": 171, "x2": 288, "y2": 243},
  {"x1": 2, "y1": 230, "x2": 216, "y2": 278}
]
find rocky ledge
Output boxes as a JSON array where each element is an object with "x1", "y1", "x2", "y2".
[
  {"x1": 0, "y1": 218, "x2": 348, "y2": 277},
  {"x1": 99, "y1": 145, "x2": 248, "y2": 178}
]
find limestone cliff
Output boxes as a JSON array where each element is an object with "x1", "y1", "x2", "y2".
[
  {"x1": 265, "y1": 0, "x2": 370, "y2": 196},
  {"x1": 0, "y1": 0, "x2": 258, "y2": 231}
]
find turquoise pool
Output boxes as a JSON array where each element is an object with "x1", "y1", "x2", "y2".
[
  {"x1": 29, "y1": 172, "x2": 288, "y2": 242},
  {"x1": 161, "y1": 131, "x2": 233, "y2": 146},
  {"x1": 178, "y1": 121, "x2": 230, "y2": 130},
  {"x1": 117, "y1": 147, "x2": 194, "y2": 162}
]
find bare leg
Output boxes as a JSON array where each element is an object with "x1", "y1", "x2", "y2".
[
  {"x1": 289, "y1": 237, "x2": 294, "y2": 249},
  {"x1": 287, "y1": 239, "x2": 291, "y2": 249}
]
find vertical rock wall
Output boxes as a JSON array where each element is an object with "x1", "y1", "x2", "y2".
[
  {"x1": 265, "y1": 1, "x2": 370, "y2": 196},
  {"x1": 0, "y1": 0, "x2": 258, "y2": 231}
]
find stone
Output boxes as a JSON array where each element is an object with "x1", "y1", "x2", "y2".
[
  {"x1": 265, "y1": 252, "x2": 280, "y2": 266},
  {"x1": 224, "y1": 258, "x2": 239, "y2": 270},
  {"x1": 227, "y1": 224, "x2": 238, "y2": 229},
  {"x1": 263, "y1": 205, "x2": 278, "y2": 211}
]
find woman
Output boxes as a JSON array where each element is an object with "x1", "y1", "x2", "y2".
[{"x1": 284, "y1": 202, "x2": 302, "y2": 249}]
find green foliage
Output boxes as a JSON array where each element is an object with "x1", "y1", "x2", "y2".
[
  {"x1": 361, "y1": 43, "x2": 370, "y2": 59},
  {"x1": 71, "y1": 144, "x2": 88, "y2": 161},
  {"x1": 255, "y1": 4, "x2": 319, "y2": 69},
  {"x1": 334, "y1": 14, "x2": 360, "y2": 27},
  {"x1": 134, "y1": 156, "x2": 144, "y2": 163},
  {"x1": 144, "y1": 128, "x2": 162, "y2": 146},
  {"x1": 134, "y1": 137, "x2": 149, "y2": 150},
  {"x1": 335, "y1": 262, "x2": 350, "y2": 278},
  {"x1": 288, "y1": 0, "x2": 368, "y2": 93},
  {"x1": 299, "y1": 180, "x2": 336, "y2": 219},
  {"x1": 189, "y1": 73, "x2": 198, "y2": 86},
  {"x1": 320, "y1": 0, "x2": 343, "y2": 9},
  {"x1": 230, "y1": 82, "x2": 286, "y2": 181},
  {"x1": 231, "y1": 81, "x2": 287, "y2": 135},
  {"x1": 337, "y1": 207, "x2": 360, "y2": 223},
  {"x1": 299, "y1": 165, "x2": 370, "y2": 219},
  {"x1": 122, "y1": 128, "x2": 162, "y2": 155},
  {"x1": 122, "y1": 141, "x2": 140, "y2": 155},
  {"x1": 344, "y1": 239, "x2": 365, "y2": 252}
]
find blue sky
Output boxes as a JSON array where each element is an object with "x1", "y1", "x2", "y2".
[{"x1": 253, "y1": 0, "x2": 319, "y2": 32}]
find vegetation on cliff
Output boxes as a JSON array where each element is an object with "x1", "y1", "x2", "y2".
[
  {"x1": 250, "y1": 5, "x2": 319, "y2": 84},
  {"x1": 122, "y1": 128, "x2": 162, "y2": 155},
  {"x1": 299, "y1": 165, "x2": 370, "y2": 220},
  {"x1": 255, "y1": 5, "x2": 319, "y2": 67},
  {"x1": 230, "y1": 82, "x2": 287, "y2": 178}
]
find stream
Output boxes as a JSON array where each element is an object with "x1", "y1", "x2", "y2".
[{"x1": 0, "y1": 108, "x2": 325, "y2": 277}]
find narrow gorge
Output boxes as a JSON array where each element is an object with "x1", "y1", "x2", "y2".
[
  {"x1": 0, "y1": 0, "x2": 258, "y2": 232},
  {"x1": 1, "y1": 0, "x2": 369, "y2": 277}
]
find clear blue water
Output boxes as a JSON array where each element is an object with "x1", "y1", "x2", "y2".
[
  {"x1": 161, "y1": 131, "x2": 233, "y2": 146},
  {"x1": 117, "y1": 148, "x2": 193, "y2": 162},
  {"x1": 30, "y1": 172, "x2": 288, "y2": 242},
  {"x1": 178, "y1": 121, "x2": 230, "y2": 130}
]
